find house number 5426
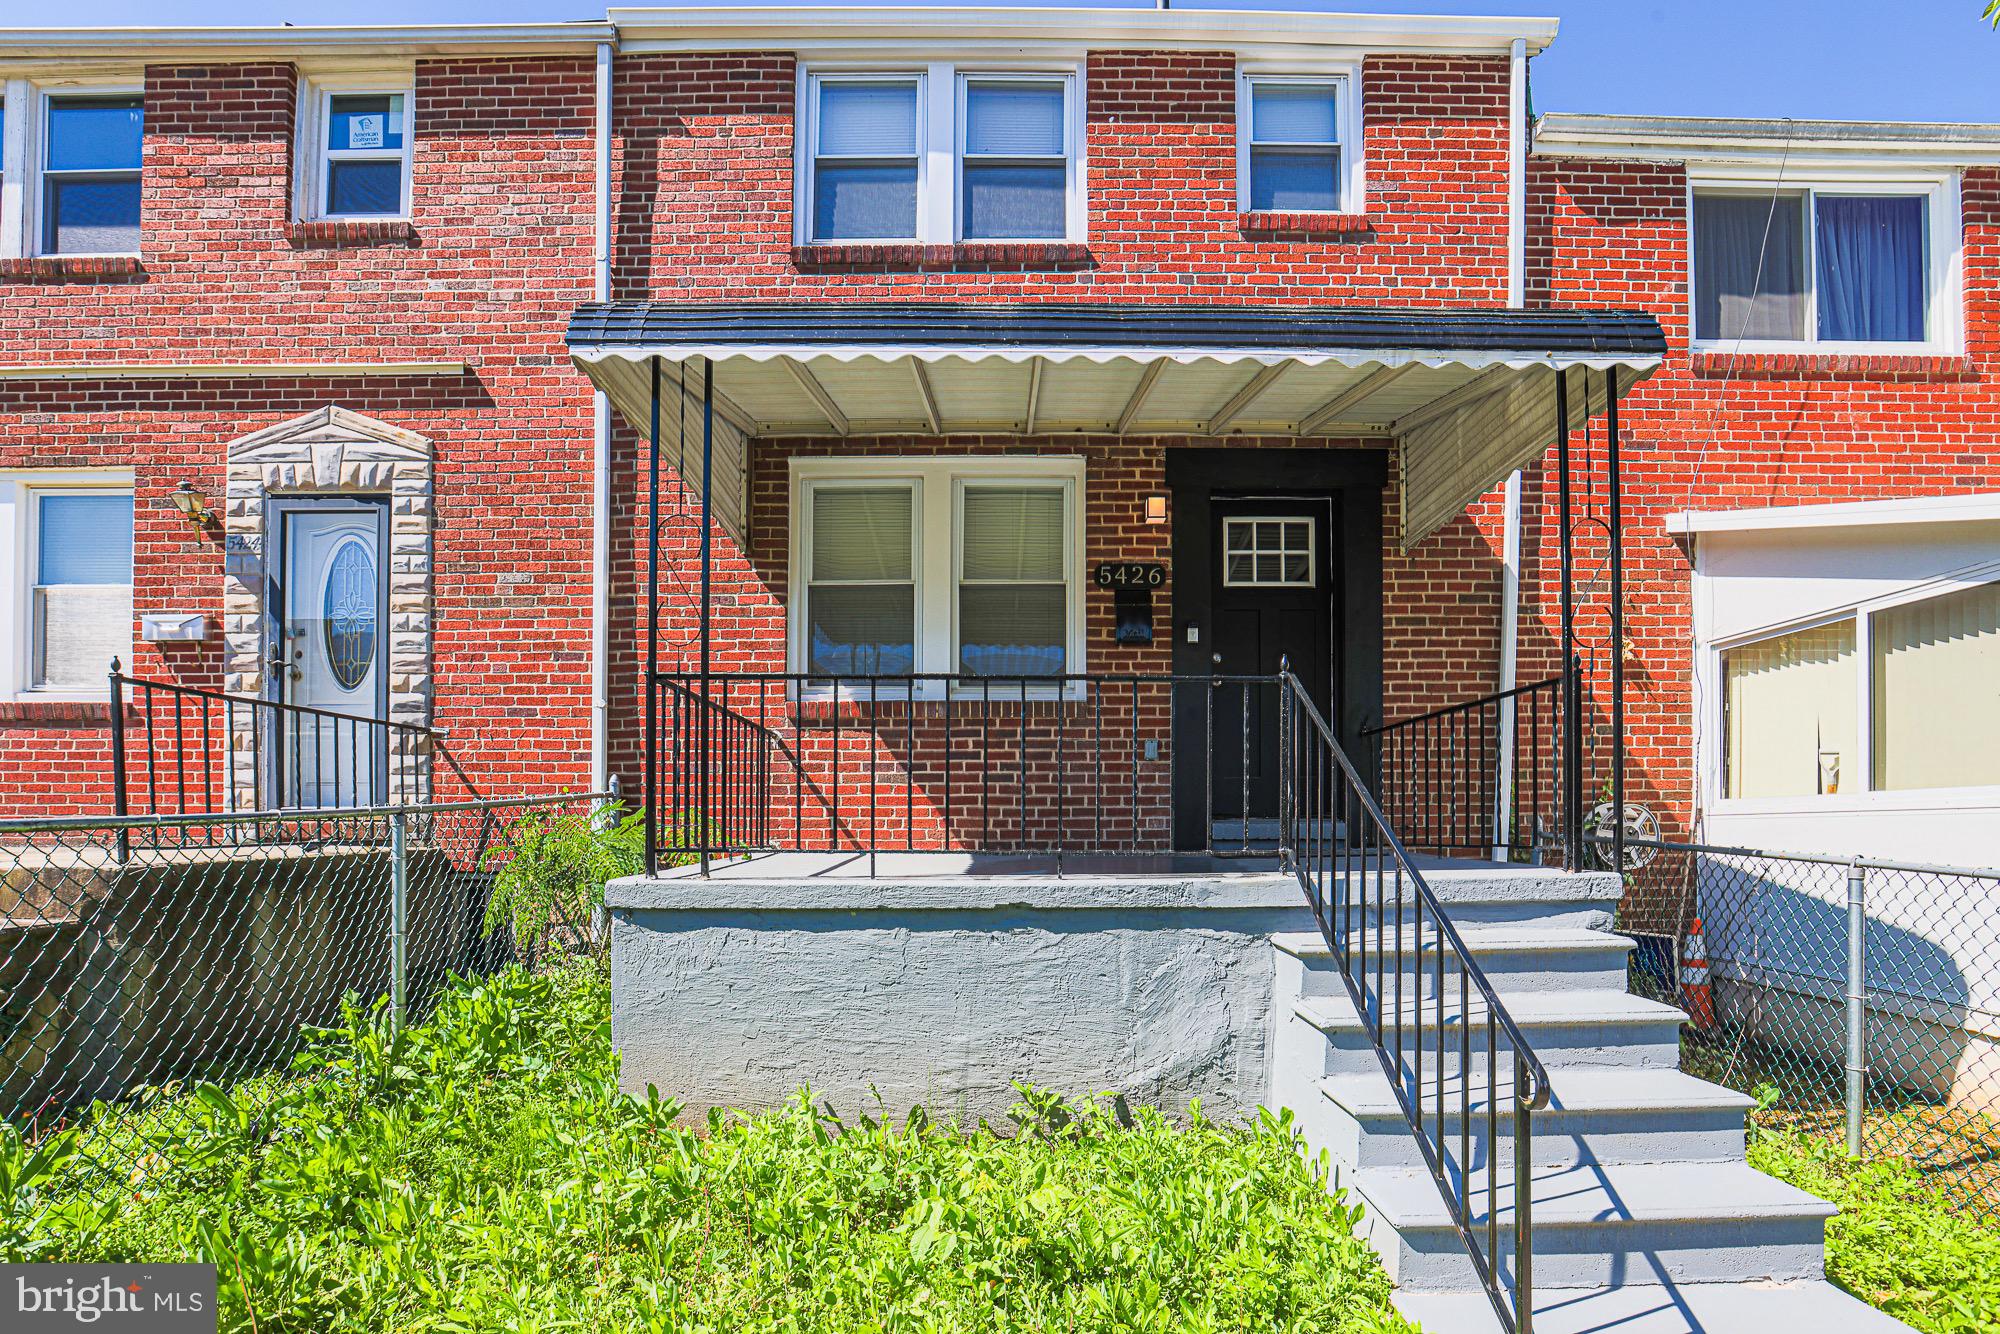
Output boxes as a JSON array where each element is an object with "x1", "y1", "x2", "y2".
[{"x1": 1094, "y1": 562, "x2": 1165, "y2": 588}]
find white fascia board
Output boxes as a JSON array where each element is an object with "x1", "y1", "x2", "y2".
[
  {"x1": 609, "y1": 7, "x2": 1559, "y2": 57},
  {"x1": 0, "y1": 362, "x2": 467, "y2": 380},
  {"x1": 1533, "y1": 112, "x2": 2000, "y2": 168},
  {"x1": 1667, "y1": 492, "x2": 2000, "y2": 537},
  {"x1": 0, "y1": 22, "x2": 618, "y2": 66}
]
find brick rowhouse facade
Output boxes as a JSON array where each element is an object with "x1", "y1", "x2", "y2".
[{"x1": 2, "y1": 12, "x2": 1993, "y2": 849}]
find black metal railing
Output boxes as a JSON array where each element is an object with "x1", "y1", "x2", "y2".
[
  {"x1": 1277, "y1": 665, "x2": 1550, "y2": 1333},
  {"x1": 647, "y1": 670, "x2": 1294, "y2": 872},
  {"x1": 1364, "y1": 664, "x2": 1582, "y2": 867},
  {"x1": 109, "y1": 662, "x2": 465, "y2": 828}
]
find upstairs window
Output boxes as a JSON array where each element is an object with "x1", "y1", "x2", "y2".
[
  {"x1": 29, "y1": 489, "x2": 133, "y2": 691},
  {"x1": 809, "y1": 78, "x2": 921, "y2": 242},
  {"x1": 801, "y1": 66, "x2": 1079, "y2": 245},
  {"x1": 1692, "y1": 183, "x2": 1951, "y2": 349},
  {"x1": 41, "y1": 94, "x2": 142, "y2": 255},
  {"x1": 1242, "y1": 78, "x2": 1342, "y2": 212},
  {"x1": 298, "y1": 79, "x2": 412, "y2": 221}
]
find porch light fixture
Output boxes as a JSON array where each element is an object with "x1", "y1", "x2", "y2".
[
  {"x1": 1144, "y1": 493, "x2": 1168, "y2": 524},
  {"x1": 169, "y1": 482, "x2": 216, "y2": 528}
]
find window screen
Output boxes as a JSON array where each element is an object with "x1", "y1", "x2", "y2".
[
  {"x1": 323, "y1": 92, "x2": 408, "y2": 217},
  {"x1": 812, "y1": 81, "x2": 920, "y2": 241},
  {"x1": 962, "y1": 80, "x2": 1067, "y2": 240},
  {"x1": 1722, "y1": 619, "x2": 1857, "y2": 798},
  {"x1": 1246, "y1": 82, "x2": 1339, "y2": 213},
  {"x1": 958, "y1": 486, "x2": 1066, "y2": 677},
  {"x1": 806, "y1": 486, "x2": 915, "y2": 676},
  {"x1": 43, "y1": 95, "x2": 143, "y2": 255}
]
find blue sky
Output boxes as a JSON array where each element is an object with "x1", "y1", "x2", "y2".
[{"x1": 32, "y1": 0, "x2": 2000, "y2": 123}]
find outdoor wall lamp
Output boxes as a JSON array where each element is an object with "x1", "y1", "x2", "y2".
[
  {"x1": 170, "y1": 482, "x2": 217, "y2": 528},
  {"x1": 1144, "y1": 493, "x2": 1168, "y2": 524}
]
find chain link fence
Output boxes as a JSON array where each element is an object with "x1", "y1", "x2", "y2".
[
  {"x1": 1, "y1": 791, "x2": 609, "y2": 1204},
  {"x1": 1612, "y1": 836, "x2": 2000, "y2": 1219}
]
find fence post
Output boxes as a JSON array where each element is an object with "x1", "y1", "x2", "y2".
[
  {"x1": 1845, "y1": 859, "x2": 1868, "y2": 1158},
  {"x1": 109, "y1": 659, "x2": 130, "y2": 863},
  {"x1": 391, "y1": 809, "x2": 410, "y2": 1036}
]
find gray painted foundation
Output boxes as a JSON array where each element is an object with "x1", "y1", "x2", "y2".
[{"x1": 607, "y1": 863, "x2": 1316, "y2": 1123}]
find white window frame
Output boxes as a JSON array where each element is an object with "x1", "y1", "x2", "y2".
[
  {"x1": 1220, "y1": 515, "x2": 1318, "y2": 588},
  {"x1": 1235, "y1": 64, "x2": 1363, "y2": 216},
  {"x1": 789, "y1": 455, "x2": 1087, "y2": 696},
  {"x1": 294, "y1": 71, "x2": 415, "y2": 223},
  {"x1": 0, "y1": 470, "x2": 135, "y2": 701},
  {"x1": 1705, "y1": 558, "x2": 2000, "y2": 814},
  {"x1": 1686, "y1": 166, "x2": 1963, "y2": 357},
  {"x1": 797, "y1": 62, "x2": 1084, "y2": 246},
  {"x1": 23, "y1": 83, "x2": 146, "y2": 259}
]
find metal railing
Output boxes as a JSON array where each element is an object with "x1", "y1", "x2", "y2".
[
  {"x1": 647, "y1": 670, "x2": 1293, "y2": 872},
  {"x1": 1610, "y1": 834, "x2": 2000, "y2": 1221},
  {"x1": 1365, "y1": 665, "x2": 1581, "y2": 868},
  {"x1": 1277, "y1": 665, "x2": 1549, "y2": 1333},
  {"x1": 109, "y1": 663, "x2": 473, "y2": 839}
]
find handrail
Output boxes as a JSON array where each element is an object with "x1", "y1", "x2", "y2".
[
  {"x1": 1276, "y1": 665, "x2": 1549, "y2": 1334},
  {"x1": 1360, "y1": 673, "x2": 1567, "y2": 737}
]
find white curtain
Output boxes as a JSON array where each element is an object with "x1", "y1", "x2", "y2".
[
  {"x1": 1723, "y1": 619, "x2": 1856, "y2": 799},
  {"x1": 1873, "y1": 582, "x2": 2000, "y2": 791},
  {"x1": 1694, "y1": 193, "x2": 1806, "y2": 342}
]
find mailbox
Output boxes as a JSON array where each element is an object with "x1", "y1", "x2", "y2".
[{"x1": 140, "y1": 613, "x2": 210, "y2": 643}]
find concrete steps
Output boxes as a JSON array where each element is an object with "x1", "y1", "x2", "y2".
[{"x1": 1262, "y1": 860, "x2": 1915, "y2": 1331}]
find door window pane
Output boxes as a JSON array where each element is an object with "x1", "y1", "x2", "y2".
[
  {"x1": 1693, "y1": 193, "x2": 1807, "y2": 342},
  {"x1": 1816, "y1": 195, "x2": 1927, "y2": 343},
  {"x1": 959, "y1": 486, "x2": 1066, "y2": 676},
  {"x1": 1722, "y1": 619, "x2": 1856, "y2": 798},
  {"x1": 1221, "y1": 516, "x2": 1315, "y2": 587},
  {"x1": 1872, "y1": 582, "x2": 2000, "y2": 791},
  {"x1": 807, "y1": 486, "x2": 915, "y2": 676}
]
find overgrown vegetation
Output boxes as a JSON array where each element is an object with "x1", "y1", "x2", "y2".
[
  {"x1": 1746, "y1": 1093, "x2": 2000, "y2": 1334},
  {"x1": 482, "y1": 804, "x2": 646, "y2": 962},
  {"x1": 5, "y1": 965, "x2": 1411, "y2": 1333}
]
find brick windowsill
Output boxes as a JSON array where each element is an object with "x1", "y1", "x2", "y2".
[
  {"x1": 285, "y1": 219, "x2": 420, "y2": 250},
  {"x1": 792, "y1": 242, "x2": 1094, "y2": 271},
  {"x1": 1238, "y1": 212, "x2": 1375, "y2": 239},
  {"x1": 0, "y1": 700, "x2": 115, "y2": 726},
  {"x1": 0, "y1": 255, "x2": 146, "y2": 283},
  {"x1": 1691, "y1": 350, "x2": 1977, "y2": 383}
]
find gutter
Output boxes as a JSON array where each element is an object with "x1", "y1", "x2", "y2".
[
  {"x1": 591, "y1": 38, "x2": 615, "y2": 796},
  {"x1": 0, "y1": 22, "x2": 619, "y2": 61}
]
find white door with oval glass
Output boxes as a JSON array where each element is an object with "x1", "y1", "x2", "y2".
[{"x1": 278, "y1": 506, "x2": 385, "y2": 807}]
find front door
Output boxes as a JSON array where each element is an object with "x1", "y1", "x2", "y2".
[
  {"x1": 1207, "y1": 497, "x2": 1336, "y2": 821},
  {"x1": 275, "y1": 503, "x2": 387, "y2": 807}
]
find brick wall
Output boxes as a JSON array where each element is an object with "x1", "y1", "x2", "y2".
[
  {"x1": 0, "y1": 57, "x2": 600, "y2": 812},
  {"x1": 1524, "y1": 158, "x2": 2000, "y2": 837}
]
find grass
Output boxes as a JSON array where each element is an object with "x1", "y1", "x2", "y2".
[{"x1": 4, "y1": 963, "x2": 1412, "y2": 1334}]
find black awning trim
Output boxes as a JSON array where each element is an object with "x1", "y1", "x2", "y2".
[{"x1": 566, "y1": 301, "x2": 1667, "y2": 358}]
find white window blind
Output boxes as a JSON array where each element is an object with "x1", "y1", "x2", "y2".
[
  {"x1": 1872, "y1": 581, "x2": 2000, "y2": 792},
  {"x1": 32, "y1": 491, "x2": 133, "y2": 690},
  {"x1": 1722, "y1": 619, "x2": 1857, "y2": 799},
  {"x1": 958, "y1": 486, "x2": 1066, "y2": 677},
  {"x1": 805, "y1": 485, "x2": 915, "y2": 676},
  {"x1": 1246, "y1": 81, "x2": 1340, "y2": 213}
]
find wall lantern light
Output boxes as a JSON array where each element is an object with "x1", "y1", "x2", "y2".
[
  {"x1": 169, "y1": 482, "x2": 217, "y2": 528},
  {"x1": 1144, "y1": 493, "x2": 1168, "y2": 524}
]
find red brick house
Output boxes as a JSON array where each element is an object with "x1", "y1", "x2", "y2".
[{"x1": 1, "y1": 7, "x2": 1993, "y2": 864}]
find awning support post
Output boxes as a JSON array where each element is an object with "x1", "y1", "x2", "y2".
[
  {"x1": 1605, "y1": 367, "x2": 1625, "y2": 879},
  {"x1": 698, "y1": 356, "x2": 715, "y2": 879},
  {"x1": 1553, "y1": 369, "x2": 1581, "y2": 870},
  {"x1": 644, "y1": 356, "x2": 661, "y2": 878}
]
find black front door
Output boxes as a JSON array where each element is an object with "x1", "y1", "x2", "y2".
[{"x1": 1207, "y1": 497, "x2": 1336, "y2": 820}]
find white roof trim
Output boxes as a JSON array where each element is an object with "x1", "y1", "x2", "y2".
[
  {"x1": 1534, "y1": 113, "x2": 2000, "y2": 168},
  {"x1": 609, "y1": 6, "x2": 1559, "y2": 56},
  {"x1": 1667, "y1": 492, "x2": 2000, "y2": 537},
  {"x1": 0, "y1": 22, "x2": 617, "y2": 62},
  {"x1": 0, "y1": 362, "x2": 467, "y2": 379}
]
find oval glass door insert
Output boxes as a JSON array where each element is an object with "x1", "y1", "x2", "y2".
[{"x1": 323, "y1": 537, "x2": 378, "y2": 692}]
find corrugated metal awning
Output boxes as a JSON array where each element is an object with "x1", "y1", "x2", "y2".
[{"x1": 566, "y1": 301, "x2": 1664, "y2": 548}]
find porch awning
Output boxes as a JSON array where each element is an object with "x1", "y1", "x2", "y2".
[{"x1": 565, "y1": 301, "x2": 1665, "y2": 548}]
